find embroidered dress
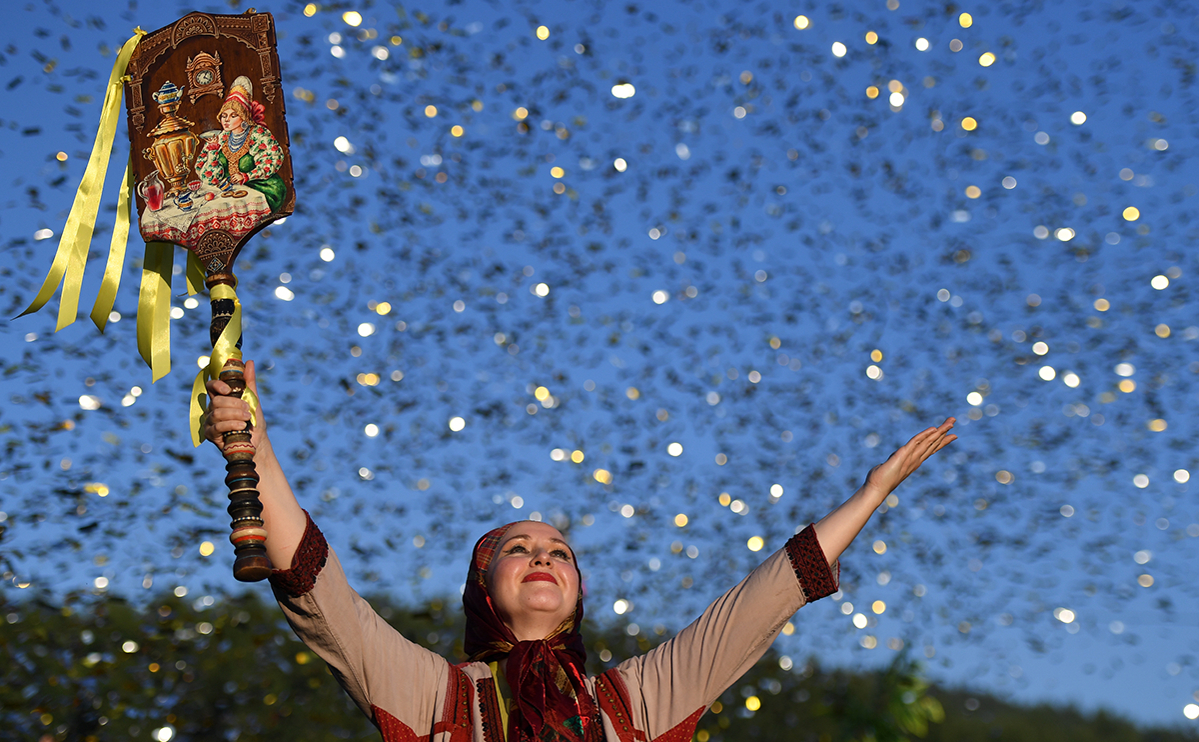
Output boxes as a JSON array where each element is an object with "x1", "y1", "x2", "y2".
[
  {"x1": 271, "y1": 514, "x2": 839, "y2": 742},
  {"x1": 195, "y1": 123, "x2": 286, "y2": 213}
]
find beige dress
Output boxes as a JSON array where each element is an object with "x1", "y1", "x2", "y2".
[{"x1": 270, "y1": 515, "x2": 839, "y2": 742}]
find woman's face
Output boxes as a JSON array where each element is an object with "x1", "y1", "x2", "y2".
[
  {"x1": 487, "y1": 522, "x2": 579, "y2": 640},
  {"x1": 218, "y1": 107, "x2": 245, "y2": 133}
]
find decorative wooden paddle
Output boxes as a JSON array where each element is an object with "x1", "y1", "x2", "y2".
[{"x1": 122, "y1": 10, "x2": 296, "y2": 581}]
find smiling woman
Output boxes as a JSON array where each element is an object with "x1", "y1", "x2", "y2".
[{"x1": 203, "y1": 360, "x2": 955, "y2": 742}]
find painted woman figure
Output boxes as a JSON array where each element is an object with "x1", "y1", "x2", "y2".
[
  {"x1": 204, "y1": 362, "x2": 956, "y2": 742},
  {"x1": 195, "y1": 75, "x2": 286, "y2": 212}
]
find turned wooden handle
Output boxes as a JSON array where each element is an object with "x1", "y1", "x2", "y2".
[{"x1": 208, "y1": 272, "x2": 270, "y2": 582}]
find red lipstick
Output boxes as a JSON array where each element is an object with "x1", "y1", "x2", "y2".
[{"x1": 522, "y1": 572, "x2": 557, "y2": 584}]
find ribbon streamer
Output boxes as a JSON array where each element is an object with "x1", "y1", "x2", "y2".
[
  {"x1": 185, "y1": 252, "x2": 205, "y2": 296},
  {"x1": 489, "y1": 662, "x2": 511, "y2": 737},
  {"x1": 137, "y1": 241, "x2": 174, "y2": 382},
  {"x1": 191, "y1": 283, "x2": 259, "y2": 447},
  {"x1": 89, "y1": 157, "x2": 135, "y2": 332},
  {"x1": 19, "y1": 29, "x2": 144, "y2": 328}
]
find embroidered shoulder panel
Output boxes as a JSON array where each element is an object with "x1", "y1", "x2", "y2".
[
  {"x1": 433, "y1": 662, "x2": 475, "y2": 742},
  {"x1": 784, "y1": 524, "x2": 839, "y2": 603},
  {"x1": 595, "y1": 669, "x2": 644, "y2": 742},
  {"x1": 267, "y1": 510, "x2": 328, "y2": 598}
]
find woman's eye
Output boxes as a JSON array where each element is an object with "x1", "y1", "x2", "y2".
[
  {"x1": 507, "y1": 545, "x2": 527, "y2": 554},
  {"x1": 552, "y1": 550, "x2": 571, "y2": 560}
]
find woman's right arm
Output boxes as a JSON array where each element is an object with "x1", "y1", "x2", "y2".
[
  {"x1": 203, "y1": 359, "x2": 307, "y2": 571},
  {"x1": 203, "y1": 361, "x2": 452, "y2": 729}
]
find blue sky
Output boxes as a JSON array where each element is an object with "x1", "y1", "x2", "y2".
[{"x1": 2, "y1": 0, "x2": 1198, "y2": 728}]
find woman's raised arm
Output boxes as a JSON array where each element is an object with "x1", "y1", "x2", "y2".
[
  {"x1": 814, "y1": 417, "x2": 957, "y2": 566},
  {"x1": 203, "y1": 359, "x2": 308, "y2": 571},
  {"x1": 206, "y1": 362, "x2": 454, "y2": 729},
  {"x1": 602, "y1": 419, "x2": 956, "y2": 742}
]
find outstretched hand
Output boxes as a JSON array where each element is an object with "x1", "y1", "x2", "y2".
[
  {"x1": 813, "y1": 417, "x2": 958, "y2": 566},
  {"x1": 202, "y1": 359, "x2": 267, "y2": 453},
  {"x1": 864, "y1": 418, "x2": 957, "y2": 497}
]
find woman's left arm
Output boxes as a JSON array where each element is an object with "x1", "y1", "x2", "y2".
[
  {"x1": 814, "y1": 417, "x2": 956, "y2": 565},
  {"x1": 607, "y1": 418, "x2": 956, "y2": 741}
]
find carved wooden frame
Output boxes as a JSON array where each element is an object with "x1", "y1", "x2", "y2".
[{"x1": 126, "y1": 12, "x2": 279, "y2": 134}]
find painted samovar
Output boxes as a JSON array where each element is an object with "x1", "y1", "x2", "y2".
[{"x1": 143, "y1": 81, "x2": 199, "y2": 197}]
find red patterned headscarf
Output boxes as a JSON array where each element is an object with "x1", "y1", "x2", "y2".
[{"x1": 463, "y1": 523, "x2": 600, "y2": 742}]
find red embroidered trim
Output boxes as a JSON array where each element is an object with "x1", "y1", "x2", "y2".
[
  {"x1": 595, "y1": 670, "x2": 646, "y2": 742},
  {"x1": 650, "y1": 706, "x2": 705, "y2": 742},
  {"x1": 784, "y1": 525, "x2": 839, "y2": 603},
  {"x1": 373, "y1": 705, "x2": 422, "y2": 742},
  {"x1": 268, "y1": 511, "x2": 328, "y2": 598},
  {"x1": 434, "y1": 663, "x2": 474, "y2": 742},
  {"x1": 475, "y1": 676, "x2": 505, "y2": 742}
]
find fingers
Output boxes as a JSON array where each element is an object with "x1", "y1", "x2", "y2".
[
  {"x1": 207, "y1": 391, "x2": 250, "y2": 412},
  {"x1": 206, "y1": 402, "x2": 250, "y2": 426},
  {"x1": 917, "y1": 417, "x2": 955, "y2": 446},
  {"x1": 901, "y1": 427, "x2": 944, "y2": 456},
  {"x1": 917, "y1": 418, "x2": 955, "y2": 435},
  {"x1": 916, "y1": 414, "x2": 954, "y2": 438},
  {"x1": 205, "y1": 391, "x2": 252, "y2": 428},
  {"x1": 932, "y1": 434, "x2": 958, "y2": 455},
  {"x1": 895, "y1": 419, "x2": 956, "y2": 468},
  {"x1": 206, "y1": 405, "x2": 252, "y2": 431},
  {"x1": 918, "y1": 419, "x2": 955, "y2": 450},
  {"x1": 202, "y1": 400, "x2": 252, "y2": 443},
  {"x1": 202, "y1": 361, "x2": 265, "y2": 450},
  {"x1": 915, "y1": 430, "x2": 957, "y2": 466},
  {"x1": 922, "y1": 422, "x2": 955, "y2": 453}
]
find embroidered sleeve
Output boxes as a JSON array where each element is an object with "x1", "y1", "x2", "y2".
[
  {"x1": 268, "y1": 510, "x2": 328, "y2": 597},
  {"x1": 784, "y1": 524, "x2": 839, "y2": 603},
  {"x1": 245, "y1": 125, "x2": 283, "y2": 181},
  {"x1": 195, "y1": 142, "x2": 223, "y2": 186}
]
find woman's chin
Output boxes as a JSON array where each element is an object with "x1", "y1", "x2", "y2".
[{"x1": 517, "y1": 593, "x2": 567, "y2": 617}]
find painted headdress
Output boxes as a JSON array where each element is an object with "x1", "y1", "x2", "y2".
[{"x1": 220, "y1": 75, "x2": 266, "y2": 125}]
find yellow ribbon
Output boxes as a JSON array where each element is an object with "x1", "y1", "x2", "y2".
[
  {"x1": 19, "y1": 29, "x2": 144, "y2": 328},
  {"x1": 488, "y1": 662, "x2": 510, "y2": 740},
  {"x1": 89, "y1": 157, "x2": 135, "y2": 332},
  {"x1": 185, "y1": 251, "x2": 206, "y2": 296},
  {"x1": 137, "y1": 241, "x2": 173, "y2": 382},
  {"x1": 190, "y1": 283, "x2": 259, "y2": 447}
]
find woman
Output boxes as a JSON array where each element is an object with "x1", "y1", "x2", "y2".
[
  {"x1": 194, "y1": 75, "x2": 287, "y2": 213},
  {"x1": 204, "y1": 362, "x2": 955, "y2": 742}
]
